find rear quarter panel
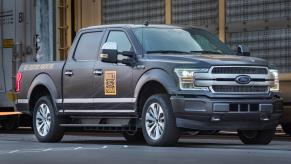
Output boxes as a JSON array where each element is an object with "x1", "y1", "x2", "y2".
[{"x1": 18, "y1": 61, "x2": 65, "y2": 100}]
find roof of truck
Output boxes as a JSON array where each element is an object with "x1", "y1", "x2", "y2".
[{"x1": 81, "y1": 24, "x2": 201, "y2": 31}]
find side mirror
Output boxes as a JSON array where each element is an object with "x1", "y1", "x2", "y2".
[
  {"x1": 100, "y1": 42, "x2": 118, "y2": 63},
  {"x1": 122, "y1": 51, "x2": 135, "y2": 58},
  {"x1": 237, "y1": 45, "x2": 250, "y2": 56}
]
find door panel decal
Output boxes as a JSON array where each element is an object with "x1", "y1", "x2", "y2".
[{"x1": 104, "y1": 71, "x2": 116, "y2": 95}]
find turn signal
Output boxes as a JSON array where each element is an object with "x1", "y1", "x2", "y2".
[{"x1": 16, "y1": 72, "x2": 22, "y2": 92}]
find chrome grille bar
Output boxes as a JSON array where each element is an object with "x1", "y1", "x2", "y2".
[{"x1": 194, "y1": 66, "x2": 273, "y2": 94}]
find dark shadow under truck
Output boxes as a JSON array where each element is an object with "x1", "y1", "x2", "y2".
[{"x1": 15, "y1": 24, "x2": 282, "y2": 146}]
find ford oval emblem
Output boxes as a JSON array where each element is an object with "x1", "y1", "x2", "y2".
[{"x1": 235, "y1": 75, "x2": 251, "y2": 84}]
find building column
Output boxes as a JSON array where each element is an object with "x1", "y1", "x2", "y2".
[
  {"x1": 165, "y1": 0, "x2": 172, "y2": 24},
  {"x1": 218, "y1": 0, "x2": 226, "y2": 42},
  {"x1": 96, "y1": 0, "x2": 102, "y2": 25}
]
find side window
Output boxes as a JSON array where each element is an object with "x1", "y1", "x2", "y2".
[
  {"x1": 106, "y1": 31, "x2": 132, "y2": 52},
  {"x1": 74, "y1": 31, "x2": 103, "y2": 61}
]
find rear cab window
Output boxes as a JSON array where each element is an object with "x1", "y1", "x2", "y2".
[{"x1": 74, "y1": 31, "x2": 103, "y2": 61}]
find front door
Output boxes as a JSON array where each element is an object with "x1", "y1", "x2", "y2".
[
  {"x1": 62, "y1": 30, "x2": 104, "y2": 113},
  {"x1": 92, "y1": 29, "x2": 135, "y2": 114}
]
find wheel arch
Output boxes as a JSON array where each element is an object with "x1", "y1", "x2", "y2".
[
  {"x1": 27, "y1": 74, "x2": 60, "y2": 114},
  {"x1": 134, "y1": 69, "x2": 177, "y2": 116}
]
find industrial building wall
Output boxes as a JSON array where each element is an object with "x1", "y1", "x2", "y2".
[
  {"x1": 225, "y1": 0, "x2": 291, "y2": 73},
  {"x1": 56, "y1": 0, "x2": 291, "y2": 76},
  {"x1": 171, "y1": 0, "x2": 218, "y2": 34},
  {"x1": 36, "y1": 0, "x2": 55, "y2": 61},
  {"x1": 0, "y1": 0, "x2": 36, "y2": 107},
  {"x1": 102, "y1": 0, "x2": 165, "y2": 24}
]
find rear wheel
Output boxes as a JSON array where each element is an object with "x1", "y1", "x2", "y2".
[
  {"x1": 141, "y1": 94, "x2": 179, "y2": 146},
  {"x1": 238, "y1": 129, "x2": 275, "y2": 145},
  {"x1": 1, "y1": 115, "x2": 19, "y2": 131},
  {"x1": 123, "y1": 129, "x2": 145, "y2": 143},
  {"x1": 33, "y1": 96, "x2": 64, "y2": 142},
  {"x1": 281, "y1": 123, "x2": 291, "y2": 136}
]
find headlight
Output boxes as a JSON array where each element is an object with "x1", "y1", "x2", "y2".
[
  {"x1": 174, "y1": 68, "x2": 209, "y2": 91},
  {"x1": 270, "y1": 69, "x2": 279, "y2": 92}
]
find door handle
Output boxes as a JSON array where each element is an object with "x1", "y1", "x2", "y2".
[
  {"x1": 65, "y1": 70, "x2": 73, "y2": 76},
  {"x1": 93, "y1": 69, "x2": 103, "y2": 76}
]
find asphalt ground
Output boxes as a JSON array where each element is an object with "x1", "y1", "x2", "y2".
[{"x1": 0, "y1": 128, "x2": 290, "y2": 164}]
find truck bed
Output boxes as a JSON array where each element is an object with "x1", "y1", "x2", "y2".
[{"x1": 17, "y1": 61, "x2": 65, "y2": 101}]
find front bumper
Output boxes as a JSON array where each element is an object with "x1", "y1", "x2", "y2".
[{"x1": 171, "y1": 95, "x2": 283, "y2": 131}]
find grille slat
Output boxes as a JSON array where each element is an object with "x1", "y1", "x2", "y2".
[
  {"x1": 210, "y1": 66, "x2": 270, "y2": 94},
  {"x1": 212, "y1": 85, "x2": 269, "y2": 93},
  {"x1": 212, "y1": 67, "x2": 268, "y2": 74}
]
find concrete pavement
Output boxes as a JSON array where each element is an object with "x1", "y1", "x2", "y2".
[{"x1": 0, "y1": 130, "x2": 290, "y2": 164}]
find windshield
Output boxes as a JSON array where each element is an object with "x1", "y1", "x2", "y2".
[{"x1": 133, "y1": 27, "x2": 234, "y2": 55}]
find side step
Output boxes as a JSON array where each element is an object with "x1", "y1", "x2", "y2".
[
  {"x1": 60, "y1": 124, "x2": 126, "y2": 127},
  {"x1": 60, "y1": 123, "x2": 136, "y2": 132}
]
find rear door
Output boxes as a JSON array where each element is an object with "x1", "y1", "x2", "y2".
[
  {"x1": 91, "y1": 29, "x2": 136, "y2": 114},
  {"x1": 62, "y1": 30, "x2": 104, "y2": 113}
]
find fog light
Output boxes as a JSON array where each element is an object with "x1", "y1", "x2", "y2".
[
  {"x1": 260, "y1": 115, "x2": 270, "y2": 121},
  {"x1": 211, "y1": 116, "x2": 220, "y2": 122}
]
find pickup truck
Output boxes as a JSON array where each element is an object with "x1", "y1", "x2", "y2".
[{"x1": 15, "y1": 24, "x2": 282, "y2": 146}]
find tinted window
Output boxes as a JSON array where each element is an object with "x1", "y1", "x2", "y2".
[
  {"x1": 74, "y1": 32, "x2": 103, "y2": 60},
  {"x1": 133, "y1": 28, "x2": 234, "y2": 55},
  {"x1": 106, "y1": 31, "x2": 132, "y2": 52}
]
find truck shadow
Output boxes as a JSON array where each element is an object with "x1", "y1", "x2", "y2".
[{"x1": 60, "y1": 135, "x2": 244, "y2": 148}]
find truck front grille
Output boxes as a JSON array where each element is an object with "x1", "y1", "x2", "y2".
[
  {"x1": 195, "y1": 66, "x2": 273, "y2": 94},
  {"x1": 212, "y1": 85, "x2": 269, "y2": 93},
  {"x1": 211, "y1": 67, "x2": 268, "y2": 74}
]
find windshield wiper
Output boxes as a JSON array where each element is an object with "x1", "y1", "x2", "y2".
[
  {"x1": 146, "y1": 50, "x2": 191, "y2": 54},
  {"x1": 190, "y1": 50, "x2": 223, "y2": 54}
]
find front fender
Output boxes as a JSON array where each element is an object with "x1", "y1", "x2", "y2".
[{"x1": 134, "y1": 69, "x2": 178, "y2": 98}]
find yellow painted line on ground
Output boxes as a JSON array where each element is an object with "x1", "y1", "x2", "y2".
[{"x1": 0, "y1": 112, "x2": 22, "y2": 116}]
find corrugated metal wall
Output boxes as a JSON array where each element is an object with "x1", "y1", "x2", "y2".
[
  {"x1": 226, "y1": 0, "x2": 291, "y2": 73},
  {"x1": 102, "y1": 0, "x2": 165, "y2": 24},
  {"x1": 58, "y1": 0, "x2": 291, "y2": 74},
  {"x1": 171, "y1": 0, "x2": 218, "y2": 34}
]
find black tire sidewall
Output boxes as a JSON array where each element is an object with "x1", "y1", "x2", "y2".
[
  {"x1": 281, "y1": 123, "x2": 291, "y2": 136},
  {"x1": 123, "y1": 129, "x2": 145, "y2": 143},
  {"x1": 33, "y1": 96, "x2": 63, "y2": 142},
  {"x1": 1, "y1": 115, "x2": 19, "y2": 131},
  {"x1": 238, "y1": 129, "x2": 275, "y2": 145},
  {"x1": 141, "y1": 94, "x2": 179, "y2": 146}
]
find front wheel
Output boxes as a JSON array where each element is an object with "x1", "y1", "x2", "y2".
[
  {"x1": 142, "y1": 94, "x2": 179, "y2": 146},
  {"x1": 238, "y1": 129, "x2": 275, "y2": 145},
  {"x1": 33, "y1": 96, "x2": 64, "y2": 142}
]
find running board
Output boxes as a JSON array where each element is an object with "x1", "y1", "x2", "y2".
[
  {"x1": 60, "y1": 124, "x2": 126, "y2": 127},
  {"x1": 59, "y1": 123, "x2": 136, "y2": 132}
]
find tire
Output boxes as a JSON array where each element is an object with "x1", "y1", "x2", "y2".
[
  {"x1": 141, "y1": 94, "x2": 179, "y2": 146},
  {"x1": 1, "y1": 115, "x2": 19, "y2": 131},
  {"x1": 123, "y1": 129, "x2": 145, "y2": 143},
  {"x1": 281, "y1": 123, "x2": 291, "y2": 136},
  {"x1": 33, "y1": 96, "x2": 64, "y2": 142},
  {"x1": 238, "y1": 129, "x2": 275, "y2": 145}
]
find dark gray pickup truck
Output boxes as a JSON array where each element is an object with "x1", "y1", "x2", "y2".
[{"x1": 15, "y1": 24, "x2": 282, "y2": 146}]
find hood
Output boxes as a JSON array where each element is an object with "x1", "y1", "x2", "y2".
[{"x1": 146, "y1": 54, "x2": 270, "y2": 67}]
